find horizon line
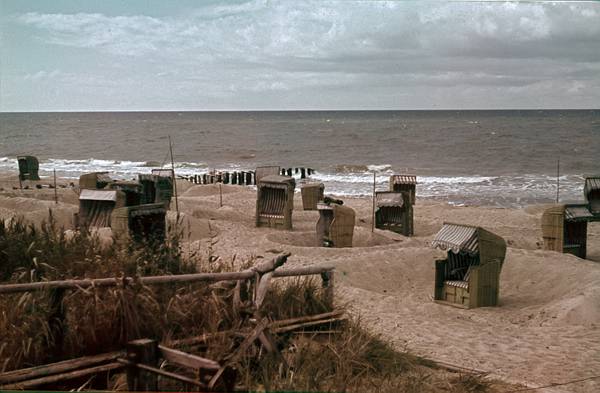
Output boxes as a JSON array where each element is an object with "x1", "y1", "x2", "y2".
[{"x1": 2, "y1": 108, "x2": 599, "y2": 114}]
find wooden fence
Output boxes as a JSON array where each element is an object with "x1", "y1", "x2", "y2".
[{"x1": 0, "y1": 254, "x2": 338, "y2": 391}]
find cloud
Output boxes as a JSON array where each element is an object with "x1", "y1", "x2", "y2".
[{"x1": 6, "y1": 0, "x2": 600, "y2": 110}]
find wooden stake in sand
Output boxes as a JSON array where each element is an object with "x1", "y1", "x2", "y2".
[
  {"x1": 556, "y1": 157, "x2": 560, "y2": 203},
  {"x1": 168, "y1": 136, "x2": 179, "y2": 215},
  {"x1": 53, "y1": 169, "x2": 58, "y2": 204},
  {"x1": 372, "y1": 171, "x2": 376, "y2": 232},
  {"x1": 219, "y1": 183, "x2": 223, "y2": 207}
]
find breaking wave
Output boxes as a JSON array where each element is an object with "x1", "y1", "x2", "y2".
[{"x1": 0, "y1": 156, "x2": 586, "y2": 207}]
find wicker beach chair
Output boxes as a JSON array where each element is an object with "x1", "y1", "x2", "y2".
[
  {"x1": 316, "y1": 202, "x2": 355, "y2": 248},
  {"x1": 541, "y1": 204, "x2": 593, "y2": 259},
  {"x1": 375, "y1": 191, "x2": 413, "y2": 236},
  {"x1": 139, "y1": 173, "x2": 173, "y2": 208},
  {"x1": 77, "y1": 189, "x2": 126, "y2": 229},
  {"x1": 389, "y1": 175, "x2": 417, "y2": 205},
  {"x1": 255, "y1": 175, "x2": 295, "y2": 229},
  {"x1": 17, "y1": 156, "x2": 40, "y2": 181},
  {"x1": 111, "y1": 203, "x2": 167, "y2": 243},
  {"x1": 301, "y1": 183, "x2": 325, "y2": 210},
  {"x1": 431, "y1": 223, "x2": 507, "y2": 308},
  {"x1": 79, "y1": 172, "x2": 112, "y2": 190},
  {"x1": 584, "y1": 176, "x2": 600, "y2": 217}
]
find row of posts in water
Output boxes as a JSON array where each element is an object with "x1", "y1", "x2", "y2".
[{"x1": 180, "y1": 167, "x2": 315, "y2": 185}]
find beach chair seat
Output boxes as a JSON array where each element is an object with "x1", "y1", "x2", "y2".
[{"x1": 444, "y1": 280, "x2": 469, "y2": 289}]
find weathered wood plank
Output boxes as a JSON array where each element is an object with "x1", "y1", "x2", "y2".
[
  {"x1": 0, "y1": 351, "x2": 122, "y2": 384},
  {"x1": 0, "y1": 362, "x2": 122, "y2": 390},
  {"x1": 158, "y1": 345, "x2": 219, "y2": 370},
  {"x1": 269, "y1": 310, "x2": 345, "y2": 328},
  {"x1": 273, "y1": 316, "x2": 347, "y2": 334}
]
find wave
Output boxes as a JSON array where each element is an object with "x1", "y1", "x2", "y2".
[{"x1": 0, "y1": 156, "x2": 587, "y2": 207}]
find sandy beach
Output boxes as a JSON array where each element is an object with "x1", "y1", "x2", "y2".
[{"x1": 1, "y1": 173, "x2": 599, "y2": 392}]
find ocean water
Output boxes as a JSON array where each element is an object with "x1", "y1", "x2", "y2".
[{"x1": 1, "y1": 110, "x2": 599, "y2": 207}]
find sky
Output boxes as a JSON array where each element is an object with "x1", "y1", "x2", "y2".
[{"x1": 1, "y1": 0, "x2": 599, "y2": 111}]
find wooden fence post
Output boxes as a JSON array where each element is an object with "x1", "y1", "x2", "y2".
[
  {"x1": 320, "y1": 270, "x2": 334, "y2": 307},
  {"x1": 48, "y1": 288, "x2": 66, "y2": 357},
  {"x1": 126, "y1": 339, "x2": 158, "y2": 391}
]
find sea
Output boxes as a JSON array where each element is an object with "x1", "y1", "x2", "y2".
[{"x1": 1, "y1": 110, "x2": 599, "y2": 207}]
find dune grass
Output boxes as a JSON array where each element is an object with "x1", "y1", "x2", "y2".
[{"x1": 0, "y1": 211, "x2": 503, "y2": 392}]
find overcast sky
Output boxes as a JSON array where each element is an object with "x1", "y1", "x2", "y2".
[{"x1": 1, "y1": 0, "x2": 599, "y2": 111}]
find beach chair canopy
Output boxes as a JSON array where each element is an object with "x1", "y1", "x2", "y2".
[
  {"x1": 376, "y1": 191, "x2": 404, "y2": 208},
  {"x1": 259, "y1": 175, "x2": 295, "y2": 187},
  {"x1": 431, "y1": 223, "x2": 479, "y2": 255},
  {"x1": 432, "y1": 223, "x2": 506, "y2": 260},
  {"x1": 79, "y1": 172, "x2": 112, "y2": 189},
  {"x1": 584, "y1": 176, "x2": 600, "y2": 213},
  {"x1": 255, "y1": 167, "x2": 282, "y2": 184},
  {"x1": 390, "y1": 174, "x2": 417, "y2": 186},
  {"x1": 79, "y1": 189, "x2": 118, "y2": 201},
  {"x1": 389, "y1": 174, "x2": 417, "y2": 204},
  {"x1": 151, "y1": 169, "x2": 174, "y2": 178},
  {"x1": 565, "y1": 204, "x2": 594, "y2": 222}
]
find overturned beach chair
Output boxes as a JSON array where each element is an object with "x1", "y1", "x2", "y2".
[
  {"x1": 79, "y1": 172, "x2": 112, "y2": 190},
  {"x1": 255, "y1": 166, "x2": 281, "y2": 184},
  {"x1": 77, "y1": 189, "x2": 126, "y2": 229},
  {"x1": 584, "y1": 176, "x2": 600, "y2": 217},
  {"x1": 301, "y1": 183, "x2": 324, "y2": 210},
  {"x1": 375, "y1": 191, "x2": 413, "y2": 236},
  {"x1": 316, "y1": 202, "x2": 355, "y2": 248},
  {"x1": 111, "y1": 203, "x2": 167, "y2": 243},
  {"x1": 255, "y1": 175, "x2": 295, "y2": 229},
  {"x1": 541, "y1": 204, "x2": 593, "y2": 259},
  {"x1": 432, "y1": 223, "x2": 506, "y2": 308},
  {"x1": 139, "y1": 173, "x2": 173, "y2": 208},
  {"x1": 389, "y1": 175, "x2": 417, "y2": 205},
  {"x1": 17, "y1": 155, "x2": 40, "y2": 181}
]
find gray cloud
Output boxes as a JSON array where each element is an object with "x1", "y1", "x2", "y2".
[{"x1": 4, "y1": 0, "x2": 600, "y2": 110}]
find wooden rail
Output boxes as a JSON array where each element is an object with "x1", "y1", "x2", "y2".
[{"x1": 0, "y1": 265, "x2": 334, "y2": 294}]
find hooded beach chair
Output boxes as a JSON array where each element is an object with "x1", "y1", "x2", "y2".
[
  {"x1": 584, "y1": 176, "x2": 600, "y2": 217},
  {"x1": 389, "y1": 175, "x2": 417, "y2": 205},
  {"x1": 139, "y1": 173, "x2": 173, "y2": 208},
  {"x1": 77, "y1": 189, "x2": 126, "y2": 229},
  {"x1": 541, "y1": 204, "x2": 593, "y2": 259},
  {"x1": 301, "y1": 182, "x2": 325, "y2": 210},
  {"x1": 431, "y1": 223, "x2": 507, "y2": 308},
  {"x1": 17, "y1": 156, "x2": 40, "y2": 181},
  {"x1": 111, "y1": 203, "x2": 167, "y2": 244},
  {"x1": 375, "y1": 191, "x2": 413, "y2": 236},
  {"x1": 255, "y1": 175, "x2": 295, "y2": 229},
  {"x1": 316, "y1": 201, "x2": 355, "y2": 248}
]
